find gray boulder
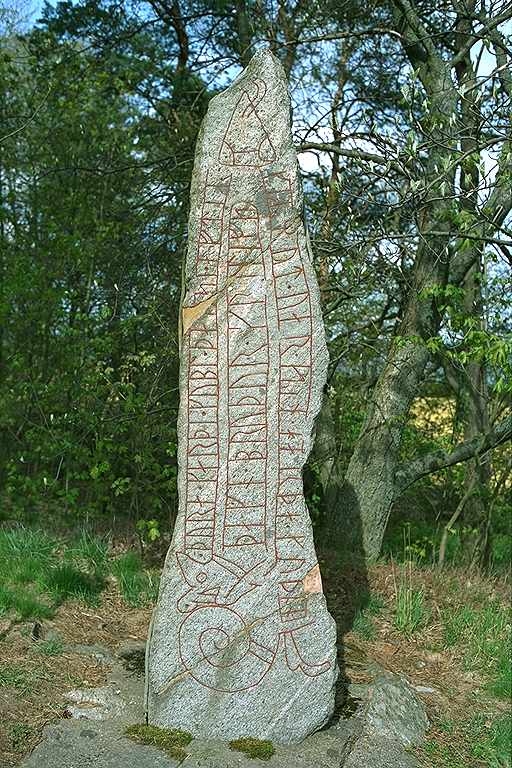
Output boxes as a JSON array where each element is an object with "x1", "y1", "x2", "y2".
[
  {"x1": 22, "y1": 663, "x2": 429, "y2": 768},
  {"x1": 363, "y1": 672, "x2": 430, "y2": 747}
]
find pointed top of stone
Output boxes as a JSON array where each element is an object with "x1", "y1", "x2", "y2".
[{"x1": 235, "y1": 47, "x2": 285, "y2": 76}]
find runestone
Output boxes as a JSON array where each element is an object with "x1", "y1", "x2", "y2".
[{"x1": 145, "y1": 49, "x2": 338, "y2": 744}]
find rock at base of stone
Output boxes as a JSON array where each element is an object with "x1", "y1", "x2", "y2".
[
  {"x1": 21, "y1": 721, "x2": 178, "y2": 768},
  {"x1": 363, "y1": 672, "x2": 430, "y2": 747},
  {"x1": 21, "y1": 666, "x2": 428, "y2": 768},
  {"x1": 343, "y1": 736, "x2": 421, "y2": 768}
]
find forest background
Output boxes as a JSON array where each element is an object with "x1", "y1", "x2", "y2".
[{"x1": 1, "y1": 0, "x2": 510, "y2": 568}]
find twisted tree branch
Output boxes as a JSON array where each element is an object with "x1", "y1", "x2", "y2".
[{"x1": 394, "y1": 414, "x2": 512, "y2": 495}]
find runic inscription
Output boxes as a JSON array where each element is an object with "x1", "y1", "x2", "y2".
[{"x1": 145, "y1": 49, "x2": 338, "y2": 744}]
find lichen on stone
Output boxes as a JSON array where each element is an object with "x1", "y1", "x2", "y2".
[
  {"x1": 229, "y1": 736, "x2": 275, "y2": 761},
  {"x1": 125, "y1": 723, "x2": 192, "y2": 762}
]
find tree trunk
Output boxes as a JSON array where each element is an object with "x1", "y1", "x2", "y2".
[
  {"x1": 459, "y1": 263, "x2": 491, "y2": 564},
  {"x1": 336, "y1": 338, "x2": 432, "y2": 561},
  {"x1": 325, "y1": 246, "x2": 446, "y2": 560},
  {"x1": 324, "y1": 2, "x2": 459, "y2": 561},
  {"x1": 452, "y1": 10, "x2": 492, "y2": 565}
]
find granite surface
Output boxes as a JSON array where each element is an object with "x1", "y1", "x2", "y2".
[{"x1": 145, "y1": 49, "x2": 337, "y2": 743}]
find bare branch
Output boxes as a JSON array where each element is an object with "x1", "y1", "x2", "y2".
[
  {"x1": 297, "y1": 142, "x2": 408, "y2": 176},
  {"x1": 148, "y1": 0, "x2": 189, "y2": 69},
  {"x1": 279, "y1": 27, "x2": 403, "y2": 47},
  {"x1": 489, "y1": 27, "x2": 512, "y2": 99},
  {"x1": 450, "y1": 7, "x2": 512, "y2": 68},
  {"x1": 0, "y1": 85, "x2": 51, "y2": 143}
]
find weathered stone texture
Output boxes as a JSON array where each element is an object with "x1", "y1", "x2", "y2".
[{"x1": 145, "y1": 49, "x2": 337, "y2": 744}]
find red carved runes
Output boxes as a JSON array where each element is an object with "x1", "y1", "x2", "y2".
[{"x1": 146, "y1": 50, "x2": 337, "y2": 744}]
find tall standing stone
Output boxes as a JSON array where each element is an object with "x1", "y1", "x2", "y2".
[{"x1": 145, "y1": 49, "x2": 337, "y2": 744}]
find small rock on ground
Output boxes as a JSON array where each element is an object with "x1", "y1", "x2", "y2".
[
  {"x1": 363, "y1": 672, "x2": 430, "y2": 747},
  {"x1": 344, "y1": 736, "x2": 421, "y2": 768}
]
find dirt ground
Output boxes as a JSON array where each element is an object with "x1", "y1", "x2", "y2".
[{"x1": 0, "y1": 584, "x2": 152, "y2": 767}]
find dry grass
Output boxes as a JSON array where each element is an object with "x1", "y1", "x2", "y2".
[
  {"x1": 0, "y1": 585, "x2": 151, "y2": 766},
  {"x1": 48, "y1": 582, "x2": 152, "y2": 650},
  {"x1": 335, "y1": 562, "x2": 511, "y2": 767}
]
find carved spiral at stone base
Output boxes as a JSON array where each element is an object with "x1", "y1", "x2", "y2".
[{"x1": 178, "y1": 605, "x2": 276, "y2": 692}]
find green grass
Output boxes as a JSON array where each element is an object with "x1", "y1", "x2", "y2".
[
  {"x1": 42, "y1": 564, "x2": 104, "y2": 605},
  {"x1": 35, "y1": 638, "x2": 65, "y2": 656},
  {"x1": 0, "y1": 528, "x2": 59, "y2": 620},
  {"x1": 472, "y1": 713, "x2": 512, "y2": 768},
  {"x1": 351, "y1": 592, "x2": 385, "y2": 639},
  {"x1": 419, "y1": 598, "x2": 510, "y2": 768},
  {"x1": 0, "y1": 664, "x2": 44, "y2": 694},
  {"x1": 366, "y1": 593, "x2": 386, "y2": 615},
  {"x1": 384, "y1": 520, "x2": 439, "y2": 565},
  {"x1": 125, "y1": 724, "x2": 192, "y2": 762},
  {"x1": 394, "y1": 583, "x2": 429, "y2": 636},
  {"x1": 112, "y1": 552, "x2": 159, "y2": 607},
  {"x1": 9, "y1": 722, "x2": 34, "y2": 751},
  {"x1": 0, "y1": 584, "x2": 54, "y2": 620},
  {"x1": 0, "y1": 528, "x2": 58, "y2": 585},
  {"x1": 421, "y1": 713, "x2": 512, "y2": 768},
  {"x1": 384, "y1": 514, "x2": 512, "y2": 575},
  {"x1": 229, "y1": 737, "x2": 275, "y2": 760},
  {"x1": 0, "y1": 528, "x2": 58, "y2": 562},
  {"x1": 68, "y1": 531, "x2": 110, "y2": 578},
  {"x1": 489, "y1": 652, "x2": 511, "y2": 700},
  {"x1": 0, "y1": 527, "x2": 161, "y2": 620},
  {"x1": 442, "y1": 600, "x2": 511, "y2": 701},
  {"x1": 352, "y1": 609, "x2": 376, "y2": 640}
]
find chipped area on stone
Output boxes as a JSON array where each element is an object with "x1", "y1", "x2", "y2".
[
  {"x1": 303, "y1": 564, "x2": 323, "y2": 594},
  {"x1": 145, "y1": 49, "x2": 337, "y2": 744},
  {"x1": 182, "y1": 294, "x2": 217, "y2": 335}
]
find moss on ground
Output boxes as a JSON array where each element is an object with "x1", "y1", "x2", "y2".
[
  {"x1": 229, "y1": 737, "x2": 275, "y2": 760},
  {"x1": 125, "y1": 724, "x2": 192, "y2": 762}
]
